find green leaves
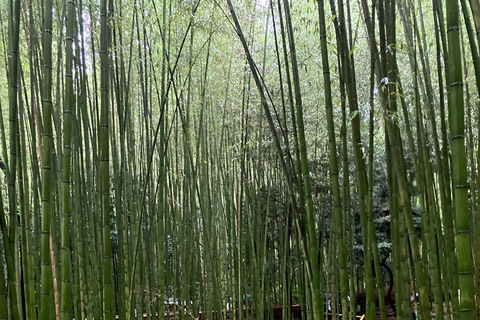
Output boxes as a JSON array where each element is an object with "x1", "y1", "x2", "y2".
[{"x1": 349, "y1": 110, "x2": 359, "y2": 121}]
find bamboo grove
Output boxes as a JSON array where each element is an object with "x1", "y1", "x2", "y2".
[{"x1": 0, "y1": 0, "x2": 480, "y2": 319}]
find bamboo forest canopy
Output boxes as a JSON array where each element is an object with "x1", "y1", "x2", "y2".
[{"x1": 1, "y1": 0, "x2": 480, "y2": 319}]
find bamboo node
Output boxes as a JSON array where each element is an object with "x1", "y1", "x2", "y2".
[
  {"x1": 451, "y1": 134, "x2": 465, "y2": 140},
  {"x1": 447, "y1": 26, "x2": 460, "y2": 32},
  {"x1": 450, "y1": 81, "x2": 463, "y2": 87},
  {"x1": 458, "y1": 271, "x2": 472, "y2": 275},
  {"x1": 41, "y1": 133, "x2": 54, "y2": 139}
]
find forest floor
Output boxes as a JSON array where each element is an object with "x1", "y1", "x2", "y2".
[
  {"x1": 378, "y1": 304, "x2": 436, "y2": 320},
  {"x1": 382, "y1": 304, "x2": 400, "y2": 320},
  {"x1": 326, "y1": 304, "x2": 425, "y2": 320}
]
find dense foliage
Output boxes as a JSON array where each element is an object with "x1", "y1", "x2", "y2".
[{"x1": 0, "y1": 0, "x2": 479, "y2": 319}]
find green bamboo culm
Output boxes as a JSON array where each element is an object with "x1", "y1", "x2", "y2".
[
  {"x1": 100, "y1": 0, "x2": 114, "y2": 317},
  {"x1": 383, "y1": 1, "x2": 431, "y2": 319},
  {"x1": 446, "y1": 0, "x2": 476, "y2": 318},
  {"x1": 0, "y1": 246, "x2": 6, "y2": 320},
  {"x1": 282, "y1": 1, "x2": 323, "y2": 319},
  {"x1": 6, "y1": 0, "x2": 21, "y2": 317},
  {"x1": 0, "y1": 117, "x2": 17, "y2": 320},
  {"x1": 316, "y1": 0, "x2": 349, "y2": 316},
  {"x1": 467, "y1": 1, "x2": 480, "y2": 312},
  {"x1": 40, "y1": 0, "x2": 55, "y2": 315},
  {"x1": 329, "y1": 0, "x2": 375, "y2": 317},
  {"x1": 59, "y1": 0, "x2": 77, "y2": 317}
]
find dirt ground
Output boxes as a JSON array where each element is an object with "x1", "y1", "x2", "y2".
[{"x1": 381, "y1": 304, "x2": 400, "y2": 320}]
